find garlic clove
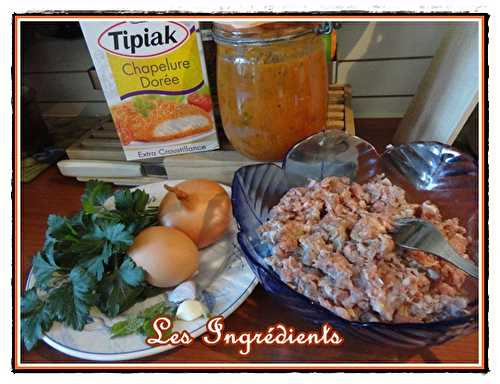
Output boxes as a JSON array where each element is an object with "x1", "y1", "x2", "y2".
[
  {"x1": 176, "y1": 300, "x2": 207, "y2": 321},
  {"x1": 167, "y1": 280, "x2": 197, "y2": 303}
]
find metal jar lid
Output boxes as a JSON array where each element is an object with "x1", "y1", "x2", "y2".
[{"x1": 212, "y1": 21, "x2": 332, "y2": 45}]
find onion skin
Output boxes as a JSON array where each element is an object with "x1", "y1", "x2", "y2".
[
  {"x1": 129, "y1": 226, "x2": 199, "y2": 288},
  {"x1": 159, "y1": 179, "x2": 232, "y2": 248}
]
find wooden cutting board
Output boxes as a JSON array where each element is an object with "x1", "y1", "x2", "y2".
[
  {"x1": 326, "y1": 83, "x2": 356, "y2": 135},
  {"x1": 63, "y1": 84, "x2": 355, "y2": 185}
]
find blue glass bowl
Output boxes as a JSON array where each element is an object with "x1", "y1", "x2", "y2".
[{"x1": 231, "y1": 131, "x2": 478, "y2": 348}]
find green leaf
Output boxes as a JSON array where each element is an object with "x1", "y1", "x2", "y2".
[
  {"x1": 132, "y1": 191, "x2": 151, "y2": 213},
  {"x1": 112, "y1": 189, "x2": 158, "y2": 233},
  {"x1": 68, "y1": 210, "x2": 86, "y2": 227},
  {"x1": 139, "y1": 285, "x2": 166, "y2": 301},
  {"x1": 110, "y1": 316, "x2": 144, "y2": 338},
  {"x1": 142, "y1": 302, "x2": 169, "y2": 319},
  {"x1": 143, "y1": 318, "x2": 160, "y2": 338},
  {"x1": 95, "y1": 257, "x2": 145, "y2": 317},
  {"x1": 67, "y1": 237, "x2": 105, "y2": 256},
  {"x1": 112, "y1": 189, "x2": 131, "y2": 212},
  {"x1": 126, "y1": 214, "x2": 158, "y2": 235},
  {"x1": 23, "y1": 180, "x2": 167, "y2": 351},
  {"x1": 47, "y1": 266, "x2": 95, "y2": 330},
  {"x1": 93, "y1": 223, "x2": 133, "y2": 248},
  {"x1": 83, "y1": 242, "x2": 113, "y2": 281},
  {"x1": 114, "y1": 189, "x2": 148, "y2": 213},
  {"x1": 32, "y1": 251, "x2": 61, "y2": 288},
  {"x1": 44, "y1": 214, "x2": 74, "y2": 246},
  {"x1": 21, "y1": 289, "x2": 53, "y2": 351},
  {"x1": 142, "y1": 302, "x2": 174, "y2": 337},
  {"x1": 119, "y1": 257, "x2": 144, "y2": 286},
  {"x1": 47, "y1": 214, "x2": 67, "y2": 234},
  {"x1": 81, "y1": 180, "x2": 113, "y2": 214},
  {"x1": 110, "y1": 301, "x2": 174, "y2": 339}
]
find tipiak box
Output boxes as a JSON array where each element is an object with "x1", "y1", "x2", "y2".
[{"x1": 80, "y1": 21, "x2": 219, "y2": 160}]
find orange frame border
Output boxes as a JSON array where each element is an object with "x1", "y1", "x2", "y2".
[{"x1": 12, "y1": 12, "x2": 488, "y2": 372}]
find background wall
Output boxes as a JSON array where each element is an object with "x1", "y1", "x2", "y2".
[
  {"x1": 22, "y1": 22, "x2": 108, "y2": 117},
  {"x1": 335, "y1": 21, "x2": 451, "y2": 118},
  {"x1": 22, "y1": 21, "x2": 452, "y2": 119}
]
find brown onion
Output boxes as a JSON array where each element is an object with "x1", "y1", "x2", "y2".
[{"x1": 159, "y1": 179, "x2": 231, "y2": 248}]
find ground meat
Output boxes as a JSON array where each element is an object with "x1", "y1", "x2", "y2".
[
  {"x1": 318, "y1": 215, "x2": 350, "y2": 250},
  {"x1": 350, "y1": 215, "x2": 388, "y2": 241},
  {"x1": 420, "y1": 201, "x2": 442, "y2": 222},
  {"x1": 299, "y1": 232, "x2": 332, "y2": 266},
  {"x1": 258, "y1": 174, "x2": 472, "y2": 323}
]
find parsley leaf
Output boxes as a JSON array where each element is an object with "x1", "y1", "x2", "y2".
[
  {"x1": 44, "y1": 214, "x2": 77, "y2": 247},
  {"x1": 32, "y1": 250, "x2": 62, "y2": 288},
  {"x1": 114, "y1": 188, "x2": 149, "y2": 213},
  {"x1": 21, "y1": 181, "x2": 160, "y2": 350},
  {"x1": 113, "y1": 189, "x2": 157, "y2": 232},
  {"x1": 83, "y1": 242, "x2": 112, "y2": 281},
  {"x1": 47, "y1": 266, "x2": 95, "y2": 330},
  {"x1": 141, "y1": 302, "x2": 175, "y2": 337},
  {"x1": 119, "y1": 257, "x2": 145, "y2": 286},
  {"x1": 21, "y1": 289, "x2": 53, "y2": 351},
  {"x1": 110, "y1": 301, "x2": 175, "y2": 339},
  {"x1": 81, "y1": 180, "x2": 113, "y2": 214},
  {"x1": 93, "y1": 223, "x2": 134, "y2": 248},
  {"x1": 111, "y1": 316, "x2": 144, "y2": 338},
  {"x1": 96, "y1": 257, "x2": 145, "y2": 318}
]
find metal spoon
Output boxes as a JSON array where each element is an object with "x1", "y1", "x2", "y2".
[{"x1": 392, "y1": 218, "x2": 478, "y2": 279}]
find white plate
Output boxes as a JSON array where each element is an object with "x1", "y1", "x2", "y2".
[{"x1": 26, "y1": 180, "x2": 258, "y2": 361}]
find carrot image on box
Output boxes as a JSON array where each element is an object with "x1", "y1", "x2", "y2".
[{"x1": 81, "y1": 21, "x2": 218, "y2": 160}]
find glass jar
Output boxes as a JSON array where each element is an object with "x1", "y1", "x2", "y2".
[{"x1": 213, "y1": 22, "x2": 329, "y2": 161}]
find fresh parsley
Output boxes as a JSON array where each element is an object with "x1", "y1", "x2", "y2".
[
  {"x1": 110, "y1": 301, "x2": 175, "y2": 338},
  {"x1": 21, "y1": 181, "x2": 160, "y2": 351}
]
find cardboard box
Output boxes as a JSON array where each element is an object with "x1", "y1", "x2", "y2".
[{"x1": 81, "y1": 20, "x2": 219, "y2": 160}]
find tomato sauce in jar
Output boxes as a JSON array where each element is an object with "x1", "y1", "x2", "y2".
[{"x1": 214, "y1": 23, "x2": 328, "y2": 161}]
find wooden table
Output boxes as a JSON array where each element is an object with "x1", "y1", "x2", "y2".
[{"x1": 19, "y1": 120, "x2": 479, "y2": 365}]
